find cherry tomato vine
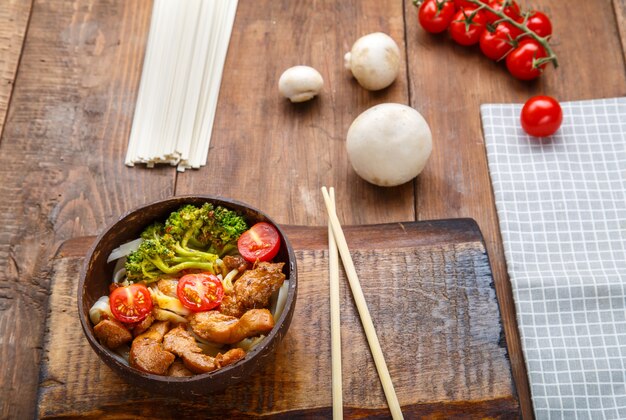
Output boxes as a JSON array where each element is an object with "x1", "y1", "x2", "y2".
[{"x1": 413, "y1": 0, "x2": 558, "y2": 80}]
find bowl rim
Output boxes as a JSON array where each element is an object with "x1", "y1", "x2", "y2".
[{"x1": 77, "y1": 194, "x2": 297, "y2": 384}]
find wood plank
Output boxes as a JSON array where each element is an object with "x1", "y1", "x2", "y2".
[
  {"x1": 175, "y1": 0, "x2": 415, "y2": 226},
  {"x1": 615, "y1": 0, "x2": 626, "y2": 66},
  {"x1": 0, "y1": 0, "x2": 32, "y2": 137},
  {"x1": 0, "y1": 1, "x2": 177, "y2": 419},
  {"x1": 38, "y1": 221, "x2": 518, "y2": 418},
  {"x1": 404, "y1": 1, "x2": 626, "y2": 418}
]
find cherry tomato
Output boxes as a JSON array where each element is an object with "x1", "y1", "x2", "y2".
[
  {"x1": 237, "y1": 222, "x2": 281, "y2": 263},
  {"x1": 526, "y1": 10, "x2": 552, "y2": 38},
  {"x1": 454, "y1": 0, "x2": 475, "y2": 9},
  {"x1": 109, "y1": 284, "x2": 153, "y2": 323},
  {"x1": 479, "y1": 22, "x2": 522, "y2": 60},
  {"x1": 521, "y1": 95, "x2": 563, "y2": 137},
  {"x1": 419, "y1": 0, "x2": 457, "y2": 34},
  {"x1": 486, "y1": 0, "x2": 521, "y2": 24},
  {"x1": 177, "y1": 273, "x2": 224, "y2": 312},
  {"x1": 505, "y1": 38, "x2": 547, "y2": 80},
  {"x1": 449, "y1": 8, "x2": 487, "y2": 46}
]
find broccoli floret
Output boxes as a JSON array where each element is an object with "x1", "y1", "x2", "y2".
[
  {"x1": 141, "y1": 222, "x2": 165, "y2": 241},
  {"x1": 207, "y1": 204, "x2": 248, "y2": 244},
  {"x1": 125, "y1": 245, "x2": 160, "y2": 281},
  {"x1": 124, "y1": 203, "x2": 248, "y2": 282},
  {"x1": 165, "y1": 203, "x2": 247, "y2": 254},
  {"x1": 196, "y1": 203, "x2": 248, "y2": 254},
  {"x1": 125, "y1": 237, "x2": 217, "y2": 282},
  {"x1": 164, "y1": 204, "x2": 205, "y2": 248}
]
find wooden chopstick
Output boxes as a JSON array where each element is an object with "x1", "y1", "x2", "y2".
[
  {"x1": 321, "y1": 186, "x2": 404, "y2": 420},
  {"x1": 327, "y1": 187, "x2": 343, "y2": 419}
]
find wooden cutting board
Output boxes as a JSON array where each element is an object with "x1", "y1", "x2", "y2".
[{"x1": 37, "y1": 219, "x2": 519, "y2": 418}]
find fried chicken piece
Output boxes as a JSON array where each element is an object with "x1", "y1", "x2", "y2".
[
  {"x1": 157, "y1": 279, "x2": 178, "y2": 297},
  {"x1": 220, "y1": 262, "x2": 285, "y2": 317},
  {"x1": 136, "y1": 320, "x2": 170, "y2": 341},
  {"x1": 129, "y1": 321, "x2": 175, "y2": 375},
  {"x1": 219, "y1": 294, "x2": 240, "y2": 317},
  {"x1": 163, "y1": 326, "x2": 200, "y2": 355},
  {"x1": 180, "y1": 352, "x2": 219, "y2": 374},
  {"x1": 188, "y1": 309, "x2": 275, "y2": 344},
  {"x1": 191, "y1": 347, "x2": 246, "y2": 372},
  {"x1": 167, "y1": 359, "x2": 194, "y2": 377},
  {"x1": 223, "y1": 255, "x2": 249, "y2": 273},
  {"x1": 130, "y1": 340, "x2": 175, "y2": 375},
  {"x1": 163, "y1": 326, "x2": 218, "y2": 373},
  {"x1": 163, "y1": 326, "x2": 245, "y2": 374},
  {"x1": 93, "y1": 318, "x2": 132, "y2": 349},
  {"x1": 235, "y1": 262, "x2": 285, "y2": 308},
  {"x1": 132, "y1": 313, "x2": 154, "y2": 337},
  {"x1": 216, "y1": 348, "x2": 247, "y2": 366}
]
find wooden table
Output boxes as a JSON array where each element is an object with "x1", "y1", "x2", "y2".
[{"x1": 1, "y1": 0, "x2": 625, "y2": 418}]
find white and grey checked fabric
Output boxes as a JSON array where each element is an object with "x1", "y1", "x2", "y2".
[{"x1": 480, "y1": 97, "x2": 626, "y2": 420}]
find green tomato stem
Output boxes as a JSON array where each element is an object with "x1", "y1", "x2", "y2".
[
  {"x1": 466, "y1": 0, "x2": 558, "y2": 68},
  {"x1": 412, "y1": 0, "x2": 557, "y2": 70}
]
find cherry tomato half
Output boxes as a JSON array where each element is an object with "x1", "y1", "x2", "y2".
[
  {"x1": 521, "y1": 95, "x2": 563, "y2": 137},
  {"x1": 177, "y1": 273, "x2": 224, "y2": 312},
  {"x1": 419, "y1": 0, "x2": 457, "y2": 34},
  {"x1": 109, "y1": 283, "x2": 153, "y2": 323},
  {"x1": 237, "y1": 222, "x2": 281, "y2": 263},
  {"x1": 526, "y1": 10, "x2": 552, "y2": 38},
  {"x1": 479, "y1": 22, "x2": 522, "y2": 61},
  {"x1": 449, "y1": 8, "x2": 487, "y2": 46},
  {"x1": 486, "y1": 0, "x2": 521, "y2": 24},
  {"x1": 505, "y1": 38, "x2": 547, "y2": 80}
]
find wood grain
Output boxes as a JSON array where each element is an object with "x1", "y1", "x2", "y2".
[
  {"x1": 38, "y1": 221, "x2": 518, "y2": 418},
  {"x1": 0, "y1": 0, "x2": 32, "y2": 137},
  {"x1": 405, "y1": 1, "x2": 626, "y2": 418},
  {"x1": 175, "y1": 0, "x2": 415, "y2": 226},
  {"x1": 0, "y1": 1, "x2": 174, "y2": 419},
  {"x1": 615, "y1": 0, "x2": 626, "y2": 66}
]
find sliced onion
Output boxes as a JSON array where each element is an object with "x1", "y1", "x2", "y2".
[
  {"x1": 113, "y1": 267, "x2": 127, "y2": 284},
  {"x1": 89, "y1": 295, "x2": 113, "y2": 325},
  {"x1": 270, "y1": 281, "x2": 289, "y2": 320},
  {"x1": 221, "y1": 269, "x2": 239, "y2": 295},
  {"x1": 149, "y1": 287, "x2": 190, "y2": 316},
  {"x1": 153, "y1": 308, "x2": 188, "y2": 324},
  {"x1": 215, "y1": 259, "x2": 228, "y2": 277},
  {"x1": 196, "y1": 341, "x2": 223, "y2": 356},
  {"x1": 107, "y1": 238, "x2": 144, "y2": 263},
  {"x1": 234, "y1": 335, "x2": 265, "y2": 352}
]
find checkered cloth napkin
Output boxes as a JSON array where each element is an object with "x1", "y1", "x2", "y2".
[{"x1": 480, "y1": 97, "x2": 626, "y2": 420}]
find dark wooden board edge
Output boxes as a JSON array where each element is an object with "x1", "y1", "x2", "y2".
[{"x1": 37, "y1": 397, "x2": 520, "y2": 419}]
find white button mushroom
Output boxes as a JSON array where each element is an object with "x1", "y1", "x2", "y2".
[
  {"x1": 278, "y1": 65, "x2": 324, "y2": 103},
  {"x1": 344, "y1": 32, "x2": 401, "y2": 91},
  {"x1": 346, "y1": 103, "x2": 432, "y2": 187}
]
